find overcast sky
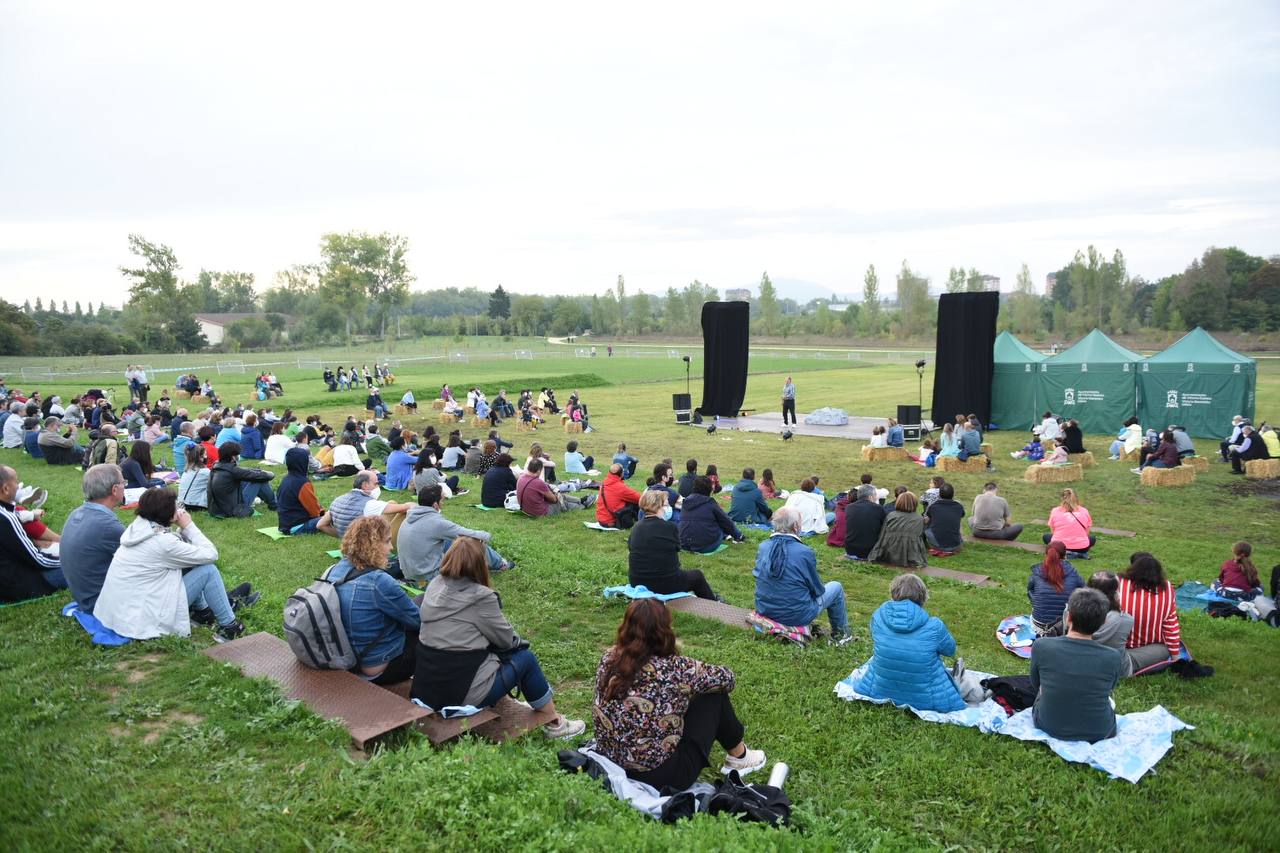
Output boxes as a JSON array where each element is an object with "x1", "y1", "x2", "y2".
[{"x1": 2, "y1": 1, "x2": 1278, "y2": 308}]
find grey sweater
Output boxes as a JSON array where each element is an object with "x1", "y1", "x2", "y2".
[
  {"x1": 396, "y1": 505, "x2": 492, "y2": 583},
  {"x1": 418, "y1": 576, "x2": 519, "y2": 705}
]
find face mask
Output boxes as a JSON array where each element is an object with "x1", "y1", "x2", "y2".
[
  {"x1": 661, "y1": 505, "x2": 674, "y2": 521},
  {"x1": 368, "y1": 486, "x2": 382, "y2": 501}
]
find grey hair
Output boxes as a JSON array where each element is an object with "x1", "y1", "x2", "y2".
[
  {"x1": 43, "y1": 416, "x2": 61, "y2": 428},
  {"x1": 354, "y1": 469, "x2": 379, "y2": 490},
  {"x1": 180, "y1": 421, "x2": 195, "y2": 436},
  {"x1": 8, "y1": 402, "x2": 20, "y2": 413},
  {"x1": 889, "y1": 573, "x2": 928, "y2": 605},
  {"x1": 771, "y1": 507, "x2": 802, "y2": 534},
  {"x1": 856, "y1": 484, "x2": 877, "y2": 502},
  {"x1": 83, "y1": 464, "x2": 123, "y2": 500}
]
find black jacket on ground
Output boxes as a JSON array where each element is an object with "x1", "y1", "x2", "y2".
[
  {"x1": 844, "y1": 499, "x2": 886, "y2": 558},
  {"x1": 208, "y1": 459, "x2": 274, "y2": 518},
  {"x1": 481, "y1": 466, "x2": 517, "y2": 508}
]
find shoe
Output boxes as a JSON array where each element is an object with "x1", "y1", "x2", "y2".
[
  {"x1": 232, "y1": 591, "x2": 261, "y2": 612},
  {"x1": 543, "y1": 715, "x2": 586, "y2": 739},
  {"x1": 829, "y1": 633, "x2": 854, "y2": 647},
  {"x1": 1009, "y1": 452, "x2": 1019, "y2": 459},
  {"x1": 227, "y1": 582, "x2": 252, "y2": 600},
  {"x1": 189, "y1": 607, "x2": 216, "y2": 626},
  {"x1": 212, "y1": 620, "x2": 246, "y2": 643},
  {"x1": 26, "y1": 488, "x2": 48, "y2": 509},
  {"x1": 454, "y1": 488, "x2": 470, "y2": 497},
  {"x1": 1130, "y1": 467, "x2": 1142, "y2": 474},
  {"x1": 1108, "y1": 455, "x2": 1119, "y2": 461},
  {"x1": 497, "y1": 561, "x2": 515, "y2": 572},
  {"x1": 1173, "y1": 659, "x2": 1215, "y2": 679},
  {"x1": 720, "y1": 747, "x2": 767, "y2": 776}
]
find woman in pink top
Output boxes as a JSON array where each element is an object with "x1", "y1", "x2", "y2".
[{"x1": 1041, "y1": 488, "x2": 1095, "y2": 554}]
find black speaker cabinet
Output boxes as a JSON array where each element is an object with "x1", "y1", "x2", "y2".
[
  {"x1": 673, "y1": 393, "x2": 692, "y2": 410},
  {"x1": 897, "y1": 404, "x2": 922, "y2": 426}
]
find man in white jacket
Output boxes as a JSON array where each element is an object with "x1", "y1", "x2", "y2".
[
  {"x1": 93, "y1": 488, "x2": 257, "y2": 642},
  {"x1": 782, "y1": 478, "x2": 830, "y2": 535}
]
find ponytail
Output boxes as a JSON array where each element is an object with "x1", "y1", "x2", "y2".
[
  {"x1": 1041, "y1": 541, "x2": 1067, "y2": 592},
  {"x1": 1233, "y1": 541, "x2": 1260, "y2": 588}
]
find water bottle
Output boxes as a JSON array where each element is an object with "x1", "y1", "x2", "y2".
[{"x1": 767, "y1": 762, "x2": 789, "y2": 789}]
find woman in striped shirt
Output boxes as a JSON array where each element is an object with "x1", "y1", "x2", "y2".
[{"x1": 1117, "y1": 553, "x2": 1182, "y2": 672}]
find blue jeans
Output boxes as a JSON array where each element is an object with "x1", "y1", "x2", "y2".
[
  {"x1": 42, "y1": 567, "x2": 68, "y2": 589},
  {"x1": 241, "y1": 480, "x2": 277, "y2": 510},
  {"x1": 442, "y1": 537, "x2": 506, "y2": 571},
  {"x1": 151, "y1": 434, "x2": 170, "y2": 444},
  {"x1": 1109, "y1": 439, "x2": 1124, "y2": 457},
  {"x1": 479, "y1": 647, "x2": 552, "y2": 709},
  {"x1": 925, "y1": 528, "x2": 962, "y2": 552},
  {"x1": 817, "y1": 580, "x2": 849, "y2": 636},
  {"x1": 289, "y1": 517, "x2": 323, "y2": 535},
  {"x1": 182, "y1": 563, "x2": 235, "y2": 626}
]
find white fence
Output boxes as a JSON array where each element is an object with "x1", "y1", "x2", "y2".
[
  {"x1": 216, "y1": 360, "x2": 246, "y2": 375},
  {"x1": 514, "y1": 350, "x2": 534, "y2": 360}
]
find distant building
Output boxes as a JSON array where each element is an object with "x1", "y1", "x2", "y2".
[
  {"x1": 1045, "y1": 273, "x2": 1057, "y2": 295},
  {"x1": 725, "y1": 288, "x2": 751, "y2": 302},
  {"x1": 980, "y1": 274, "x2": 1001, "y2": 291},
  {"x1": 195, "y1": 312, "x2": 292, "y2": 346}
]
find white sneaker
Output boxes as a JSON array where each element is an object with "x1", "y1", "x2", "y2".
[
  {"x1": 720, "y1": 747, "x2": 767, "y2": 776},
  {"x1": 1130, "y1": 467, "x2": 1142, "y2": 474},
  {"x1": 543, "y1": 716, "x2": 586, "y2": 739},
  {"x1": 15, "y1": 484, "x2": 34, "y2": 503}
]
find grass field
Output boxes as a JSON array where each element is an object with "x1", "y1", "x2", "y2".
[{"x1": 1, "y1": 352, "x2": 1277, "y2": 850}]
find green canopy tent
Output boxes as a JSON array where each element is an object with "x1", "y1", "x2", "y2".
[
  {"x1": 1137, "y1": 327, "x2": 1256, "y2": 439},
  {"x1": 1037, "y1": 329, "x2": 1142, "y2": 435},
  {"x1": 990, "y1": 331, "x2": 1047, "y2": 431}
]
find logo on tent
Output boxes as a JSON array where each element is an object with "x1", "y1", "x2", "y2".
[
  {"x1": 1064, "y1": 388, "x2": 1076, "y2": 406},
  {"x1": 1081, "y1": 363, "x2": 1088, "y2": 373},
  {"x1": 1123, "y1": 363, "x2": 1129, "y2": 372},
  {"x1": 1142, "y1": 363, "x2": 1149, "y2": 372},
  {"x1": 1166, "y1": 390, "x2": 1179, "y2": 408},
  {"x1": 1187, "y1": 363, "x2": 1195, "y2": 373},
  {"x1": 1234, "y1": 365, "x2": 1241, "y2": 374}
]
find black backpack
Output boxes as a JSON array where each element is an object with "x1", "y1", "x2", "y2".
[{"x1": 707, "y1": 771, "x2": 791, "y2": 826}]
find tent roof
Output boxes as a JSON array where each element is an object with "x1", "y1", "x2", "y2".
[
  {"x1": 993, "y1": 331, "x2": 1046, "y2": 364},
  {"x1": 1049, "y1": 329, "x2": 1142, "y2": 364},
  {"x1": 1143, "y1": 326, "x2": 1255, "y2": 366}
]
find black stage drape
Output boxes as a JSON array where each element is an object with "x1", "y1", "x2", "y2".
[
  {"x1": 699, "y1": 301, "x2": 749, "y2": 417},
  {"x1": 931, "y1": 291, "x2": 999, "y2": 427}
]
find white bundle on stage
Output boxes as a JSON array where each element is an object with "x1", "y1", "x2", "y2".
[{"x1": 803, "y1": 407, "x2": 849, "y2": 426}]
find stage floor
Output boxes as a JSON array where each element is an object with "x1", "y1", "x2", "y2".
[{"x1": 713, "y1": 412, "x2": 932, "y2": 441}]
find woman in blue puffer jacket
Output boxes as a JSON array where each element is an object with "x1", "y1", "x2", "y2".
[{"x1": 853, "y1": 573, "x2": 964, "y2": 712}]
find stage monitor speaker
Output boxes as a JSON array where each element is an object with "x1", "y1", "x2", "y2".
[
  {"x1": 897, "y1": 404, "x2": 922, "y2": 426},
  {"x1": 903, "y1": 425, "x2": 922, "y2": 441},
  {"x1": 932, "y1": 292, "x2": 1000, "y2": 427},
  {"x1": 675, "y1": 410, "x2": 692, "y2": 424},
  {"x1": 673, "y1": 393, "x2": 692, "y2": 411},
  {"x1": 699, "y1": 302, "x2": 750, "y2": 417}
]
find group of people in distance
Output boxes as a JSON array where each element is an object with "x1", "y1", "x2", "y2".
[{"x1": 323, "y1": 362, "x2": 394, "y2": 392}]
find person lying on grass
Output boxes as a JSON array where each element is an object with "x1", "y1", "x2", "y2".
[
  {"x1": 413, "y1": 536, "x2": 584, "y2": 738},
  {"x1": 593, "y1": 598, "x2": 765, "y2": 788}
]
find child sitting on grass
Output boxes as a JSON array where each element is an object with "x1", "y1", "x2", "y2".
[
  {"x1": 759, "y1": 468, "x2": 782, "y2": 499},
  {"x1": 1214, "y1": 541, "x2": 1262, "y2": 598},
  {"x1": 912, "y1": 439, "x2": 939, "y2": 467},
  {"x1": 919, "y1": 475, "x2": 945, "y2": 512},
  {"x1": 868, "y1": 425, "x2": 888, "y2": 448},
  {"x1": 860, "y1": 472, "x2": 890, "y2": 504},
  {"x1": 1010, "y1": 430, "x2": 1045, "y2": 461},
  {"x1": 705, "y1": 464, "x2": 722, "y2": 494}
]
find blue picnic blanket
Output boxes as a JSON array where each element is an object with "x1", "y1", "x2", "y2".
[
  {"x1": 603, "y1": 584, "x2": 693, "y2": 602},
  {"x1": 1175, "y1": 580, "x2": 1237, "y2": 612},
  {"x1": 62, "y1": 601, "x2": 132, "y2": 646},
  {"x1": 835, "y1": 664, "x2": 1192, "y2": 783}
]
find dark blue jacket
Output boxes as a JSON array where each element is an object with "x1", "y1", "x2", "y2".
[
  {"x1": 886, "y1": 425, "x2": 904, "y2": 447},
  {"x1": 1027, "y1": 561, "x2": 1084, "y2": 625},
  {"x1": 240, "y1": 426, "x2": 265, "y2": 460},
  {"x1": 678, "y1": 493, "x2": 742, "y2": 552},
  {"x1": 728, "y1": 479, "x2": 771, "y2": 524},
  {"x1": 23, "y1": 430, "x2": 42, "y2": 458}
]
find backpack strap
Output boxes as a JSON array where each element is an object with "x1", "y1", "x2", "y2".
[{"x1": 322, "y1": 563, "x2": 408, "y2": 668}]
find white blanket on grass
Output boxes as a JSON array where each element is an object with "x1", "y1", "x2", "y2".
[{"x1": 835, "y1": 664, "x2": 1193, "y2": 783}]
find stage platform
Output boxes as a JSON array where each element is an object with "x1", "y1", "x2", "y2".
[{"x1": 711, "y1": 412, "x2": 933, "y2": 441}]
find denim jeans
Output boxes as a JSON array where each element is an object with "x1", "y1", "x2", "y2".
[
  {"x1": 443, "y1": 537, "x2": 507, "y2": 571},
  {"x1": 817, "y1": 580, "x2": 849, "y2": 635},
  {"x1": 925, "y1": 528, "x2": 962, "y2": 552},
  {"x1": 42, "y1": 567, "x2": 68, "y2": 589},
  {"x1": 241, "y1": 480, "x2": 277, "y2": 510},
  {"x1": 289, "y1": 516, "x2": 323, "y2": 535},
  {"x1": 182, "y1": 563, "x2": 235, "y2": 626},
  {"x1": 479, "y1": 647, "x2": 553, "y2": 709}
]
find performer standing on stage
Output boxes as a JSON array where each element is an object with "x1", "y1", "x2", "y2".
[{"x1": 782, "y1": 376, "x2": 797, "y2": 426}]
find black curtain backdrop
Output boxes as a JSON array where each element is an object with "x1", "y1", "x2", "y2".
[
  {"x1": 699, "y1": 301, "x2": 750, "y2": 417},
  {"x1": 931, "y1": 291, "x2": 999, "y2": 427}
]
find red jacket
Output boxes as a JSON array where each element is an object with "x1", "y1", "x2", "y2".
[{"x1": 596, "y1": 473, "x2": 640, "y2": 526}]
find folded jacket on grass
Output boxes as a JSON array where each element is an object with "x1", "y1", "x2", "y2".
[{"x1": 603, "y1": 584, "x2": 693, "y2": 602}]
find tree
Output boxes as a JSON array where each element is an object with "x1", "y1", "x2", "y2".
[
  {"x1": 60, "y1": 300, "x2": 69, "y2": 314},
  {"x1": 862, "y1": 264, "x2": 882, "y2": 335},
  {"x1": 615, "y1": 276, "x2": 627, "y2": 336},
  {"x1": 946, "y1": 267, "x2": 966, "y2": 293},
  {"x1": 895, "y1": 261, "x2": 933, "y2": 338},
  {"x1": 120, "y1": 234, "x2": 190, "y2": 351},
  {"x1": 74, "y1": 301, "x2": 82, "y2": 317},
  {"x1": 965, "y1": 267, "x2": 984, "y2": 293},
  {"x1": 663, "y1": 287, "x2": 685, "y2": 334},
  {"x1": 226, "y1": 316, "x2": 273, "y2": 349},
  {"x1": 488, "y1": 285, "x2": 511, "y2": 319},
  {"x1": 0, "y1": 299, "x2": 37, "y2": 355},
  {"x1": 318, "y1": 231, "x2": 414, "y2": 338},
  {"x1": 168, "y1": 315, "x2": 209, "y2": 352},
  {"x1": 511, "y1": 295, "x2": 549, "y2": 336},
  {"x1": 630, "y1": 291, "x2": 653, "y2": 334},
  {"x1": 1009, "y1": 263, "x2": 1042, "y2": 335},
  {"x1": 551, "y1": 298, "x2": 587, "y2": 336},
  {"x1": 758, "y1": 272, "x2": 781, "y2": 335},
  {"x1": 34, "y1": 297, "x2": 43, "y2": 312},
  {"x1": 85, "y1": 302, "x2": 95, "y2": 318}
]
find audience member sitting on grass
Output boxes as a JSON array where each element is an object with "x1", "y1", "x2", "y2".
[
  {"x1": 593, "y1": 598, "x2": 764, "y2": 787},
  {"x1": 22, "y1": 418, "x2": 42, "y2": 459},
  {"x1": 843, "y1": 484, "x2": 885, "y2": 561},
  {"x1": 520, "y1": 458, "x2": 592, "y2": 516},
  {"x1": 630, "y1": 490, "x2": 720, "y2": 599},
  {"x1": 1028, "y1": 541, "x2": 1085, "y2": 635},
  {"x1": 1, "y1": 402, "x2": 24, "y2": 448},
  {"x1": 325, "y1": 515, "x2": 420, "y2": 684},
  {"x1": 826, "y1": 487, "x2": 850, "y2": 548},
  {"x1": 525, "y1": 442, "x2": 556, "y2": 483},
  {"x1": 277, "y1": 447, "x2": 330, "y2": 536},
  {"x1": 1010, "y1": 429, "x2": 1045, "y2": 461},
  {"x1": 213, "y1": 416, "x2": 241, "y2": 449},
  {"x1": 413, "y1": 537, "x2": 584, "y2": 738},
  {"x1": 60, "y1": 464, "x2": 126, "y2": 612},
  {"x1": 480, "y1": 453, "x2": 517, "y2": 509},
  {"x1": 1043, "y1": 488, "x2": 1095, "y2": 555},
  {"x1": 677, "y1": 459, "x2": 699, "y2": 498},
  {"x1": 239, "y1": 413, "x2": 264, "y2": 460},
  {"x1": 364, "y1": 425, "x2": 392, "y2": 466},
  {"x1": 321, "y1": 470, "x2": 414, "y2": 540},
  {"x1": 1136, "y1": 429, "x2": 1181, "y2": 473},
  {"x1": 472, "y1": 440, "x2": 500, "y2": 477},
  {"x1": 399, "y1": 485, "x2": 512, "y2": 585},
  {"x1": 852, "y1": 573, "x2": 964, "y2": 712},
  {"x1": 678, "y1": 475, "x2": 743, "y2": 554},
  {"x1": 90, "y1": 423, "x2": 123, "y2": 466},
  {"x1": 1056, "y1": 571, "x2": 1136, "y2": 676},
  {"x1": 121, "y1": 440, "x2": 164, "y2": 489},
  {"x1": 1118, "y1": 552, "x2": 1207, "y2": 676},
  {"x1": 564, "y1": 440, "x2": 593, "y2": 475},
  {"x1": 969, "y1": 481, "x2": 1024, "y2": 541},
  {"x1": 1030, "y1": 588, "x2": 1123, "y2": 743},
  {"x1": 208, "y1": 441, "x2": 277, "y2": 518},
  {"x1": 753, "y1": 508, "x2": 850, "y2": 641},
  {"x1": 612, "y1": 443, "x2": 639, "y2": 479},
  {"x1": 0, "y1": 465, "x2": 66, "y2": 603},
  {"x1": 93, "y1": 487, "x2": 253, "y2": 643},
  {"x1": 384, "y1": 437, "x2": 420, "y2": 491},
  {"x1": 868, "y1": 491, "x2": 928, "y2": 568},
  {"x1": 727, "y1": 468, "x2": 772, "y2": 525},
  {"x1": 37, "y1": 417, "x2": 81, "y2": 466},
  {"x1": 331, "y1": 435, "x2": 369, "y2": 478},
  {"x1": 442, "y1": 435, "x2": 468, "y2": 471},
  {"x1": 783, "y1": 478, "x2": 831, "y2": 535},
  {"x1": 923, "y1": 482, "x2": 964, "y2": 555},
  {"x1": 596, "y1": 463, "x2": 640, "y2": 527},
  {"x1": 1215, "y1": 541, "x2": 1262, "y2": 599},
  {"x1": 705, "y1": 464, "x2": 722, "y2": 494},
  {"x1": 645, "y1": 462, "x2": 682, "y2": 522},
  {"x1": 172, "y1": 422, "x2": 196, "y2": 473},
  {"x1": 919, "y1": 475, "x2": 944, "y2": 512},
  {"x1": 196, "y1": 425, "x2": 219, "y2": 467},
  {"x1": 177, "y1": 444, "x2": 211, "y2": 509},
  {"x1": 1060, "y1": 419, "x2": 1085, "y2": 454},
  {"x1": 867, "y1": 425, "x2": 887, "y2": 449},
  {"x1": 414, "y1": 452, "x2": 461, "y2": 498}
]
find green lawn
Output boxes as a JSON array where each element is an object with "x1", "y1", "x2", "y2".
[{"x1": 1, "y1": 357, "x2": 1277, "y2": 850}]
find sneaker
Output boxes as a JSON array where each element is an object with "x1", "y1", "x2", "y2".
[
  {"x1": 26, "y1": 488, "x2": 48, "y2": 509},
  {"x1": 720, "y1": 747, "x2": 767, "y2": 776},
  {"x1": 232, "y1": 591, "x2": 261, "y2": 612},
  {"x1": 543, "y1": 715, "x2": 586, "y2": 739},
  {"x1": 212, "y1": 620, "x2": 246, "y2": 643},
  {"x1": 15, "y1": 484, "x2": 33, "y2": 503},
  {"x1": 1130, "y1": 467, "x2": 1142, "y2": 474},
  {"x1": 227, "y1": 582, "x2": 252, "y2": 600},
  {"x1": 453, "y1": 488, "x2": 470, "y2": 497},
  {"x1": 829, "y1": 633, "x2": 855, "y2": 647},
  {"x1": 1009, "y1": 452, "x2": 1019, "y2": 459},
  {"x1": 189, "y1": 607, "x2": 216, "y2": 626},
  {"x1": 1108, "y1": 455, "x2": 1119, "y2": 461}
]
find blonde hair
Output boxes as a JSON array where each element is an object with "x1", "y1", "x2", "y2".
[
  {"x1": 639, "y1": 490, "x2": 668, "y2": 515},
  {"x1": 341, "y1": 515, "x2": 391, "y2": 569},
  {"x1": 1060, "y1": 488, "x2": 1080, "y2": 512}
]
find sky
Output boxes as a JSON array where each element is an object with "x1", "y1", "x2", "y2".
[{"x1": 2, "y1": 1, "x2": 1278, "y2": 308}]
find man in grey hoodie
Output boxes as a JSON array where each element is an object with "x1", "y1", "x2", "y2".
[{"x1": 397, "y1": 485, "x2": 513, "y2": 584}]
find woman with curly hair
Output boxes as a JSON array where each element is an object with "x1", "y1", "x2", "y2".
[{"x1": 592, "y1": 598, "x2": 765, "y2": 788}]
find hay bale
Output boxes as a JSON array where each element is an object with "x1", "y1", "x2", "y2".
[
  {"x1": 174, "y1": 389, "x2": 191, "y2": 400},
  {"x1": 980, "y1": 443, "x2": 993, "y2": 458},
  {"x1": 1141, "y1": 466, "x2": 1196, "y2": 487},
  {"x1": 516, "y1": 421, "x2": 535, "y2": 432},
  {"x1": 860, "y1": 446, "x2": 909, "y2": 463},
  {"x1": 1185, "y1": 456, "x2": 1210, "y2": 473},
  {"x1": 393, "y1": 404, "x2": 411, "y2": 416},
  {"x1": 937, "y1": 454, "x2": 987, "y2": 473},
  {"x1": 1067, "y1": 451, "x2": 1096, "y2": 468},
  {"x1": 1245, "y1": 458, "x2": 1280, "y2": 479},
  {"x1": 1024, "y1": 463, "x2": 1083, "y2": 484},
  {"x1": 464, "y1": 406, "x2": 475, "y2": 416},
  {"x1": 469, "y1": 416, "x2": 487, "y2": 428},
  {"x1": 1121, "y1": 447, "x2": 1140, "y2": 462},
  {"x1": 439, "y1": 413, "x2": 459, "y2": 425},
  {"x1": 192, "y1": 394, "x2": 209, "y2": 405},
  {"x1": 431, "y1": 400, "x2": 446, "y2": 410},
  {"x1": 565, "y1": 421, "x2": 583, "y2": 434}
]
